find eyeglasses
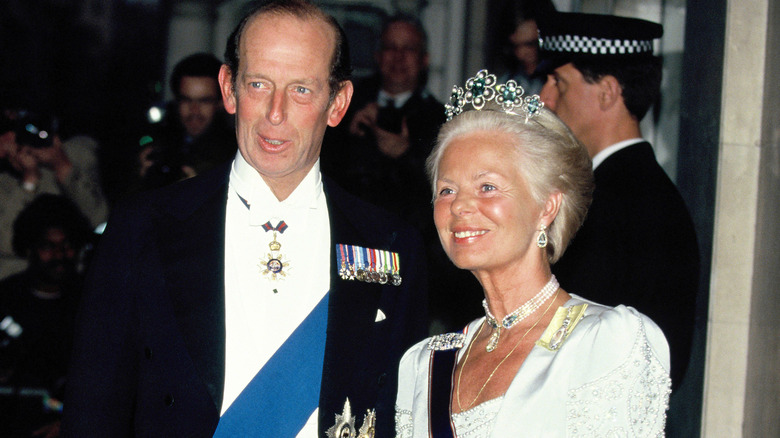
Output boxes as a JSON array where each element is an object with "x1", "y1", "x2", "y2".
[
  {"x1": 380, "y1": 44, "x2": 422, "y2": 56},
  {"x1": 177, "y1": 96, "x2": 220, "y2": 106}
]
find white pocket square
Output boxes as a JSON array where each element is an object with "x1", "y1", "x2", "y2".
[{"x1": 375, "y1": 309, "x2": 387, "y2": 322}]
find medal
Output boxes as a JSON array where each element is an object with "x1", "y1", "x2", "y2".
[
  {"x1": 326, "y1": 399, "x2": 376, "y2": 438},
  {"x1": 389, "y1": 251, "x2": 402, "y2": 286},
  {"x1": 336, "y1": 244, "x2": 403, "y2": 286},
  {"x1": 354, "y1": 245, "x2": 367, "y2": 282},
  {"x1": 259, "y1": 221, "x2": 290, "y2": 281},
  {"x1": 368, "y1": 248, "x2": 380, "y2": 283},
  {"x1": 376, "y1": 249, "x2": 388, "y2": 285},
  {"x1": 338, "y1": 244, "x2": 350, "y2": 280}
]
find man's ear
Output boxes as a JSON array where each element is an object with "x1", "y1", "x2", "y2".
[
  {"x1": 218, "y1": 65, "x2": 237, "y2": 115},
  {"x1": 597, "y1": 75, "x2": 622, "y2": 111},
  {"x1": 327, "y1": 80, "x2": 354, "y2": 127}
]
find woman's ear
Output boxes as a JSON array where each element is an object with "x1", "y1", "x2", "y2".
[{"x1": 541, "y1": 191, "x2": 562, "y2": 227}]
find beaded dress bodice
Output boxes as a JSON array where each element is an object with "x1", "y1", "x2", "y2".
[
  {"x1": 451, "y1": 396, "x2": 503, "y2": 438},
  {"x1": 394, "y1": 296, "x2": 671, "y2": 438}
]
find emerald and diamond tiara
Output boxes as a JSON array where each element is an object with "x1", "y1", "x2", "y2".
[{"x1": 444, "y1": 69, "x2": 544, "y2": 122}]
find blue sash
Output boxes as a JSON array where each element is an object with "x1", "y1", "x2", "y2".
[{"x1": 213, "y1": 293, "x2": 329, "y2": 437}]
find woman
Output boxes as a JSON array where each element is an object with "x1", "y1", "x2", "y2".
[{"x1": 395, "y1": 70, "x2": 670, "y2": 437}]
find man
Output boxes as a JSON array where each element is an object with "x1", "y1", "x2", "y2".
[
  {"x1": 538, "y1": 12, "x2": 699, "y2": 391},
  {"x1": 62, "y1": 2, "x2": 427, "y2": 437},
  {"x1": 322, "y1": 14, "x2": 444, "y2": 227},
  {"x1": 499, "y1": 13, "x2": 545, "y2": 96},
  {"x1": 137, "y1": 53, "x2": 237, "y2": 190},
  {"x1": 0, "y1": 108, "x2": 107, "y2": 280},
  {"x1": 0, "y1": 194, "x2": 93, "y2": 437}
]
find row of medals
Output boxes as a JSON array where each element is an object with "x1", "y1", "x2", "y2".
[
  {"x1": 337, "y1": 244, "x2": 401, "y2": 286},
  {"x1": 339, "y1": 263, "x2": 402, "y2": 286}
]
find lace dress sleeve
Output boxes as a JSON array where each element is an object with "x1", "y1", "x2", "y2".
[{"x1": 565, "y1": 313, "x2": 671, "y2": 437}]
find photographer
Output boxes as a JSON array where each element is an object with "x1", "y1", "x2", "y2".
[
  {"x1": 0, "y1": 108, "x2": 107, "y2": 280},
  {"x1": 0, "y1": 194, "x2": 94, "y2": 437},
  {"x1": 322, "y1": 14, "x2": 444, "y2": 225},
  {"x1": 134, "y1": 53, "x2": 236, "y2": 192}
]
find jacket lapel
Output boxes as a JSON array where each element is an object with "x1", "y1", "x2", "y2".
[{"x1": 155, "y1": 164, "x2": 230, "y2": 411}]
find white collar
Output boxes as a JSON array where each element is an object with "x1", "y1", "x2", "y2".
[
  {"x1": 591, "y1": 138, "x2": 644, "y2": 170},
  {"x1": 378, "y1": 89, "x2": 413, "y2": 108},
  {"x1": 230, "y1": 151, "x2": 323, "y2": 213}
]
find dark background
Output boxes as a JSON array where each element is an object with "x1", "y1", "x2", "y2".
[{"x1": 1, "y1": 0, "x2": 170, "y2": 202}]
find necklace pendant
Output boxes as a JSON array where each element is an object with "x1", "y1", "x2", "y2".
[{"x1": 486, "y1": 327, "x2": 500, "y2": 352}]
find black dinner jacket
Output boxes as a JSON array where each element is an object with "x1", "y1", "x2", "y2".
[
  {"x1": 61, "y1": 162, "x2": 428, "y2": 437},
  {"x1": 552, "y1": 142, "x2": 699, "y2": 390}
]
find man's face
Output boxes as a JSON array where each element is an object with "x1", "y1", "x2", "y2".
[
  {"x1": 219, "y1": 13, "x2": 352, "y2": 199},
  {"x1": 177, "y1": 76, "x2": 222, "y2": 138},
  {"x1": 377, "y1": 22, "x2": 428, "y2": 94},
  {"x1": 28, "y1": 227, "x2": 77, "y2": 286},
  {"x1": 539, "y1": 63, "x2": 601, "y2": 154},
  {"x1": 509, "y1": 20, "x2": 539, "y2": 74}
]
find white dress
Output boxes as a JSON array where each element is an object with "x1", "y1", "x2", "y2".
[{"x1": 395, "y1": 294, "x2": 671, "y2": 437}]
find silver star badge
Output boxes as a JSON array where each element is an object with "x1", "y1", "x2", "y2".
[{"x1": 326, "y1": 399, "x2": 376, "y2": 438}]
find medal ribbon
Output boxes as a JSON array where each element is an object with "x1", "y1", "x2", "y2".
[
  {"x1": 336, "y1": 244, "x2": 402, "y2": 284},
  {"x1": 368, "y1": 248, "x2": 377, "y2": 281},
  {"x1": 337, "y1": 244, "x2": 348, "y2": 279},
  {"x1": 262, "y1": 221, "x2": 288, "y2": 233},
  {"x1": 361, "y1": 246, "x2": 369, "y2": 270},
  {"x1": 374, "y1": 249, "x2": 382, "y2": 274}
]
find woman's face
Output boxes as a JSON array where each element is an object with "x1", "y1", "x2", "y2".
[{"x1": 433, "y1": 130, "x2": 544, "y2": 276}]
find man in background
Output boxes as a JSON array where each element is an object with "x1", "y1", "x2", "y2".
[
  {"x1": 137, "y1": 53, "x2": 237, "y2": 190},
  {"x1": 0, "y1": 106, "x2": 106, "y2": 280},
  {"x1": 1, "y1": 194, "x2": 93, "y2": 437},
  {"x1": 538, "y1": 11, "x2": 699, "y2": 391},
  {"x1": 500, "y1": 15, "x2": 544, "y2": 95},
  {"x1": 323, "y1": 14, "x2": 444, "y2": 227}
]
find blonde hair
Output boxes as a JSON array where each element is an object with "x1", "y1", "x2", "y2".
[{"x1": 426, "y1": 105, "x2": 593, "y2": 263}]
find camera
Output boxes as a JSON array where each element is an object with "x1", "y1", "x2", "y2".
[
  {"x1": 376, "y1": 105, "x2": 403, "y2": 134},
  {"x1": 0, "y1": 315, "x2": 23, "y2": 371},
  {"x1": 14, "y1": 111, "x2": 59, "y2": 149}
]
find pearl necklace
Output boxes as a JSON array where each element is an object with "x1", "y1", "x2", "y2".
[
  {"x1": 457, "y1": 287, "x2": 561, "y2": 411},
  {"x1": 482, "y1": 275, "x2": 559, "y2": 352}
]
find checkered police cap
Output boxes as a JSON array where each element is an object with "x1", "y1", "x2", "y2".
[{"x1": 538, "y1": 12, "x2": 663, "y2": 60}]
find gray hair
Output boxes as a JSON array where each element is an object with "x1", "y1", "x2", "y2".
[{"x1": 426, "y1": 105, "x2": 594, "y2": 263}]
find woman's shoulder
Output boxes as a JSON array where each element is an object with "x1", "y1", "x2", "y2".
[
  {"x1": 530, "y1": 294, "x2": 672, "y2": 437},
  {"x1": 560, "y1": 293, "x2": 671, "y2": 375},
  {"x1": 568, "y1": 294, "x2": 666, "y2": 340}
]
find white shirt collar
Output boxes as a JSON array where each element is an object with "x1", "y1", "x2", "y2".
[
  {"x1": 230, "y1": 151, "x2": 323, "y2": 210},
  {"x1": 378, "y1": 89, "x2": 413, "y2": 108},
  {"x1": 591, "y1": 138, "x2": 644, "y2": 170}
]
